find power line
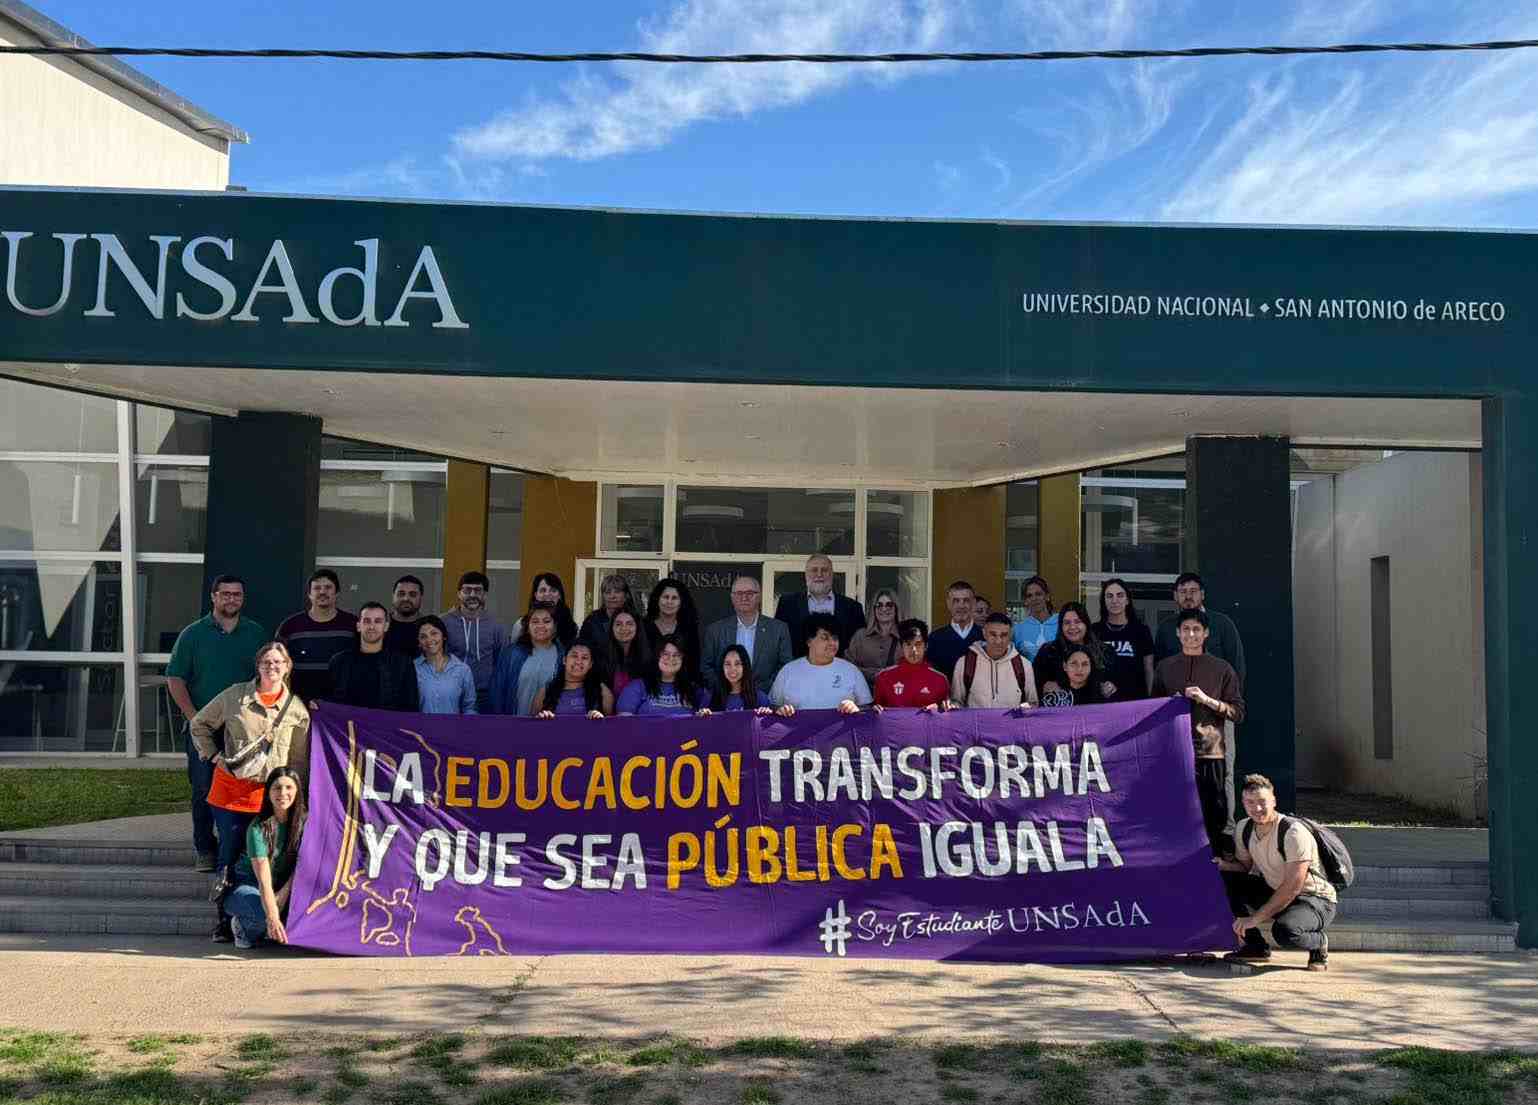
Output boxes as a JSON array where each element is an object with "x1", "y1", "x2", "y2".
[{"x1": 1, "y1": 39, "x2": 1537, "y2": 65}]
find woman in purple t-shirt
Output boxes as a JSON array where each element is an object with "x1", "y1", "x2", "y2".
[
  {"x1": 615, "y1": 639, "x2": 709, "y2": 716},
  {"x1": 533, "y1": 643, "x2": 613, "y2": 719}
]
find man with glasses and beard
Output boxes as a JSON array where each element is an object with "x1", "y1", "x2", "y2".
[
  {"x1": 166, "y1": 574, "x2": 268, "y2": 872},
  {"x1": 441, "y1": 570, "x2": 508, "y2": 713}
]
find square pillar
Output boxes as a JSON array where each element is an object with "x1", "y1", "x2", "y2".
[
  {"x1": 441, "y1": 460, "x2": 490, "y2": 610},
  {"x1": 1184, "y1": 435, "x2": 1294, "y2": 809},
  {"x1": 204, "y1": 411, "x2": 322, "y2": 636},
  {"x1": 1482, "y1": 397, "x2": 1536, "y2": 947},
  {"x1": 932, "y1": 486, "x2": 1005, "y2": 626},
  {"x1": 518, "y1": 477, "x2": 597, "y2": 607},
  {"x1": 1037, "y1": 473, "x2": 1081, "y2": 605}
]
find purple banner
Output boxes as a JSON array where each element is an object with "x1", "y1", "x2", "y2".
[{"x1": 286, "y1": 699, "x2": 1232, "y2": 961}]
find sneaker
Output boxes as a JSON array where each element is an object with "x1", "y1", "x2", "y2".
[
  {"x1": 1307, "y1": 936, "x2": 1329, "y2": 972},
  {"x1": 230, "y1": 915, "x2": 254, "y2": 950},
  {"x1": 194, "y1": 852, "x2": 216, "y2": 872},
  {"x1": 210, "y1": 917, "x2": 233, "y2": 943},
  {"x1": 1226, "y1": 943, "x2": 1272, "y2": 962}
]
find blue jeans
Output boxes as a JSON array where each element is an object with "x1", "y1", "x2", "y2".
[
  {"x1": 184, "y1": 728, "x2": 216, "y2": 857},
  {"x1": 224, "y1": 883, "x2": 268, "y2": 946},
  {"x1": 210, "y1": 807, "x2": 253, "y2": 879}
]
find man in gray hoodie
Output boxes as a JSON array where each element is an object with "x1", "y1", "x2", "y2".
[
  {"x1": 950, "y1": 614, "x2": 1039, "y2": 708},
  {"x1": 441, "y1": 571, "x2": 509, "y2": 713}
]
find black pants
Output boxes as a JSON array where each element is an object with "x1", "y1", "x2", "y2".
[
  {"x1": 1196, "y1": 758, "x2": 1232, "y2": 858},
  {"x1": 1223, "y1": 872, "x2": 1335, "y2": 952}
]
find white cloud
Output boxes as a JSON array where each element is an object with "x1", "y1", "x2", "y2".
[
  {"x1": 1159, "y1": 36, "x2": 1538, "y2": 225},
  {"x1": 453, "y1": 0, "x2": 960, "y2": 163},
  {"x1": 1014, "y1": 0, "x2": 1153, "y2": 50}
]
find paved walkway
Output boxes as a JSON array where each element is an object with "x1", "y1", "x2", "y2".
[{"x1": 0, "y1": 934, "x2": 1532, "y2": 1050}]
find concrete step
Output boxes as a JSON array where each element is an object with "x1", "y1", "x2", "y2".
[
  {"x1": 0, "y1": 838, "x2": 198, "y2": 869},
  {"x1": 1327, "y1": 918, "x2": 1519, "y2": 953},
  {"x1": 1353, "y1": 863, "x2": 1489, "y2": 887},
  {"x1": 1335, "y1": 894, "x2": 1492, "y2": 921},
  {"x1": 0, "y1": 863, "x2": 211, "y2": 901},
  {"x1": 0, "y1": 895, "x2": 216, "y2": 937}
]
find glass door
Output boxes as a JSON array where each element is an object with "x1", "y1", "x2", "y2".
[
  {"x1": 763, "y1": 558, "x2": 855, "y2": 619},
  {"x1": 575, "y1": 559, "x2": 665, "y2": 620}
]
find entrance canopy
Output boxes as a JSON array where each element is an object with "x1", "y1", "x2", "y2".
[{"x1": 0, "y1": 360, "x2": 1482, "y2": 484}]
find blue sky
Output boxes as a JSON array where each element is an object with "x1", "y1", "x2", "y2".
[{"x1": 36, "y1": 0, "x2": 1538, "y2": 226}]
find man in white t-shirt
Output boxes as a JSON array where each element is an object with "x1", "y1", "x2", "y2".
[
  {"x1": 1217, "y1": 773, "x2": 1338, "y2": 971},
  {"x1": 770, "y1": 614, "x2": 871, "y2": 715}
]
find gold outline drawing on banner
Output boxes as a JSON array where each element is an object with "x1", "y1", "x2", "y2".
[{"x1": 301, "y1": 721, "x2": 509, "y2": 956}]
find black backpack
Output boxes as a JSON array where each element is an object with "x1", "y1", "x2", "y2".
[{"x1": 1242, "y1": 815, "x2": 1355, "y2": 892}]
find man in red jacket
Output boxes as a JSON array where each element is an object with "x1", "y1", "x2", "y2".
[{"x1": 874, "y1": 620, "x2": 955, "y2": 712}]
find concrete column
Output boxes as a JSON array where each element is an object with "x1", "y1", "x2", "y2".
[
  {"x1": 441, "y1": 460, "x2": 490, "y2": 610},
  {"x1": 518, "y1": 477, "x2": 597, "y2": 605},
  {"x1": 1184, "y1": 435, "x2": 1295, "y2": 809},
  {"x1": 1481, "y1": 397, "x2": 1536, "y2": 948},
  {"x1": 203, "y1": 411, "x2": 321, "y2": 636},
  {"x1": 1037, "y1": 473, "x2": 1081, "y2": 605},
  {"x1": 931, "y1": 486, "x2": 1006, "y2": 626}
]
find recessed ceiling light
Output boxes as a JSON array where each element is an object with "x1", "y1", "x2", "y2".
[
  {"x1": 739, "y1": 401, "x2": 760, "y2": 408},
  {"x1": 994, "y1": 441, "x2": 1011, "y2": 449}
]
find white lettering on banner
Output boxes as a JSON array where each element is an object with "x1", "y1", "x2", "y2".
[
  {"x1": 850, "y1": 899, "x2": 1150, "y2": 948},
  {"x1": 1022, "y1": 288, "x2": 1508, "y2": 326},
  {"x1": 0, "y1": 232, "x2": 470, "y2": 329}
]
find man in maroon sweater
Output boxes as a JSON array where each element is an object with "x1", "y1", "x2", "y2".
[{"x1": 1153, "y1": 609, "x2": 1246, "y2": 859}]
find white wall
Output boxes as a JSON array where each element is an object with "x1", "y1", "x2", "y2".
[
  {"x1": 0, "y1": 23, "x2": 229, "y2": 189},
  {"x1": 1293, "y1": 451, "x2": 1486, "y2": 818}
]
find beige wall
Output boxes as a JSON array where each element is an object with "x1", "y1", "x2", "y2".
[
  {"x1": 1293, "y1": 451, "x2": 1486, "y2": 817},
  {"x1": 0, "y1": 24, "x2": 229, "y2": 189},
  {"x1": 931, "y1": 486, "x2": 1005, "y2": 626}
]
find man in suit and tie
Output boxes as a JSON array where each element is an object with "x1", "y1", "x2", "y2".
[
  {"x1": 702, "y1": 574, "x2": 793, "y2": 695},
  {"x1": 775, "y1": 554, "x2": 866, "y2": 659}
]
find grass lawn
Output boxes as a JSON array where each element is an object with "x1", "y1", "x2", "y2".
[
  {"x1": 0, "y1": 1028, "x2": 1534, "y2": 1105},
  {"x1": 0, "y1": 769, "x2": 189, "y2": 832}
]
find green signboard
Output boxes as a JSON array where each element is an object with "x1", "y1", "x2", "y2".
[{"x1": 1, "y1": 186, "x2": 1532, "y2": 398}]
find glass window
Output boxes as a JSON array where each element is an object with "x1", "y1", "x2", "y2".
[
  {"x1": 1081, "y1": 485, "x2": 1184, "y2": 577},
  {"x1": 0, "y1": 460, "x2": 121, "y2": 552},
  {"x1": 0, "y1": 379, "x2": 117, "y2": 453},
  {"x1": 600, "y1": 485, "x2": 664, "y2": 554},
  {"x1": 322, "y1": 437, "x2": 439, "y2": 463},
  {"x1": 486, "y1": 567, "x2": 522, "y2": 622},
  {"x1": 1005, "y1": 481, "x2": 1039, "y2": 575},
  {"x1": 323, "y1": 565, "x2": 443, "y2": 618},
  {"x1": 866, "y1": 491, "x2": 928, "y2": 559},
  {"x1": 0, "y1": 559, "x2": 123, "y2": 652},
  {"x1": 134, "y1": 407, "x2": 211, "y2": 456},
  {"x1": 672, "y1": 561, "x2": 758, "y2": 627},
  {"x1": 318, "y1": 469, "x2": 446, "y2": 559},
  {"x1": 137, "y1": 560, "x2": 207, "y2": 653},
  {"x1": 676, "y1": 487, "x2": 854, "y2": 555},
  {"x1": 488, "y1": 471, "x2": 524, "y2": 561},
  {"x1": 865, "y1": 566, "x2": 928, "y2": 627},
  {"x1": 0, "y1": 661, "x2": 124, "y2": 753},
  {"x1": 135, "y1": 663, "x2": 184, "y2": 754},
  {"x1": 134, "y1": 464, "x2": 207, "y2": 555}
]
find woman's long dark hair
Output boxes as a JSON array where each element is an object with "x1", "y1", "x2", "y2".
[
  {"x1": 1097, "y1": 577, "x2": 1144, "y2": 625},
  {"x1": 515, "y1": 601, "x2": 561, "y2": 652},
  {"x1": 1023, "y1": 574, "x2": 1056, "y2": 616},
  {"x1": 526, "y1": 572, "x2": 578, "y2": 646},
  {"x1": 644, "y1": 578, "x2": 702, "y2": 668},
  {"x1": 604, "y1": 609, "x2": 653, "y2": 683},
  {"x1": 542, "y1": 642, "x2": 607, "y2": 713},
  {"x1": 643, "y1": 635, "x2": 703, "y2": 704},
  {"x1": 257, "y1": 767, "x2": 306, "y2": 882},
  {"x1": 1053, "y1": 601, "x2": 1102, "y2": 649},
  {"x1": 709, "y1": 644, "x2": 760, "y2": 710}
]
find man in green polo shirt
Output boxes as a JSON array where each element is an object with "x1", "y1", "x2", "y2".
[{"x1": 166, "y1": 574, "x2": 268, "y2": 872}]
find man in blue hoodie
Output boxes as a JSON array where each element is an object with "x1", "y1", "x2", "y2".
[{"x1": 440, "y1": 571, "x2": 509, "y2": 713}]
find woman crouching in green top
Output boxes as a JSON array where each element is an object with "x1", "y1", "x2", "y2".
[{"x1": 220, "y1": 767, "x2": 306, "y2": 949}]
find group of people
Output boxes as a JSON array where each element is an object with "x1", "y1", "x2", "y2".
[{"x1": 162, "y1": 555, "x2": 1333, "y2": 967}]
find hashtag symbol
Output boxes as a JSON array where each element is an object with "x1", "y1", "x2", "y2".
[{"x1": 818, "y1": 900, "x2": 851, "y2": 957}]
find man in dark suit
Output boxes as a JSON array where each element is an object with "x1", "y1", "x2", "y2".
[
  {"x1": 774, "y1": 554, "x2": 865, "y2": 659},
  {"x1": 926, "y1": 579, "x2": 985, "y2": 680},
  {"x1": 701, "y1": 574, "x2": 793, "y2": 695}
]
